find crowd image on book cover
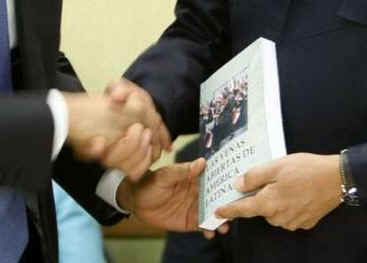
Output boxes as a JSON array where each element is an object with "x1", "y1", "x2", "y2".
[{"x1": 200, "y1": 69, "x2": 249, "y2": 159}]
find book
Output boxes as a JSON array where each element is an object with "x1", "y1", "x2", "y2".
[{"x1": 199, "y1": 37, "x2": 287, "y2": 230}]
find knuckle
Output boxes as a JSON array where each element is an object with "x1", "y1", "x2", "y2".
[
  {"x1": 266, "y1": 218, "x2": 280, "y2": 227},
  {"x1": 301, "y1": 224, "x2": 313, "y2": 230},
  {"x1": 140, "y1": 89, "x2": 153, "y2": 102},
  {"x1": 105, "y1": 85, "x2": 113, "y2": 95},
  {"x1": 263, "y1": 204, "x2": 277, "y2": 217},
  {"x1": 120, "y1": 78, "x2": 134, "y2": 88},
  {"x1": 133, "y1": 96, "x2": 146, "y2": 111},
  {"x1": 286, "y1": 225, "x2": 298, "y2": 232},
  {"x1": 304, "y1": 220, "x2": 318, "y2": 230},
  {"x1": 130, "y1": 123, "x2": 144, "y2": 134}
]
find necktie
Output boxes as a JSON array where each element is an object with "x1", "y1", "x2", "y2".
[{"x1": 0, "y1": 1, "x2": 29, "y2": 262}]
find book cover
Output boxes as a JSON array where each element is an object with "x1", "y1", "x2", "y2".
[{"x1": 199, "y1": 38, "x2": 286, "y2": 230}]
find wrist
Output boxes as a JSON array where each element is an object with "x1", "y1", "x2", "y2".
[
  {"x1": 117, "y1": 178, "x2": 134, "y2": 213},
  {"x1": 327, "y1": 154, "x2": 344, "y2": 203},
  {"x1": 62, "y1": 92, "x2": 84, "y2": 145}
]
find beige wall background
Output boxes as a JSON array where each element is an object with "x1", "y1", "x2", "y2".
[{"x1": 61, "y1": 0, "x2": 175, "y2": 92}]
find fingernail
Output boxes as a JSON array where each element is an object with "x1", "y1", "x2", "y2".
[{"x1": 234, "y1": 176, "x2": 244, "y2": 191}]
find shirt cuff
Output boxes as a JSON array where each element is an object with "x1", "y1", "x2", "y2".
[
  {"x1": 47, "y1": 89, "x2": 69, "y2": 161},
  {"x1": 95, "y1": 169, "x2": 130, "y2": 214}
]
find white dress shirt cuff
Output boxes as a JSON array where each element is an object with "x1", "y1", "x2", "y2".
[
  {"x1": 47, "y1": 89, "x2": 69, "y2": 161},
  {"x1": 96, "y1": 169, "x2": 130, "y2": 214}
]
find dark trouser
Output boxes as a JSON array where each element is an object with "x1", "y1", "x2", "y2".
[
  {"x1": 231, "y1": 205, "x2": 367, "y2": 263},
  {"x1": 162, "y1": 231, "x2": 232, "y2": 263}
]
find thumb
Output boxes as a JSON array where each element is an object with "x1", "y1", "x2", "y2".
[
  {"x1": 188, "y1": 157, "x2": 206, "y2": 180},
  {"x1": 234, "y1": 162, "x2": 275, "y2": 192},
  {"x1": 76, "y1": 136, "x2": 107, "y2": 161},
  {"x1": 215, "y1": 195, "x2": 261, "y2": 219},
  {"x1": 157, "y1": 158, "x2": 206, "y2": 186}
]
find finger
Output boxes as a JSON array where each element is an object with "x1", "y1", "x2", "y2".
[
  {"x1": 118, "y1": 128, "x2": 152, "y2": 180},
  {"x1": 158, "y1": 123, "x2": 172, "y2": 151},
  {"x1": 123, "y1": 128, "x2": 152, "y2": 169},
  {"x1": 203, "y1": 230, "x2": 215, "y2": 240},
  {"x1": 81, "y1": 136, "x2": 107, "y2": 161},
  {"x1": 151, "y1": 134, "x2": 162, "y2": 162},
  {"x1": 105, "y1": 81, "x2": 131, "y2": 104},
  {"x1": 103, "y1": 123, "x2": 144, "y2": 166},
  {"x1": 299, "y1": 217, "x2": 320, "y2": 231},
  {"x1": 266, "y1": 216, "x2": 288, "y2": 229},
  {"x1": 119, "y1": 77, "x2": 136, "y2": 89},
  {"x1": 215, "y1": 195, "x2": 262, "y2": 219},
  {"x1": 264, "y1": 205, "x2": 299, "y2": 229},
  {"x1": 281, "y1": 209, "x2": 311, "y2": 231},
  {"x1": 234, "y1": 162, "x2": 277, "y2": 193},
  {"x1": 217, "y1": 223, "x2": 230, "y2": 234},
  {"x1": 186, "y1": 193, "x2": 200, "y2": 232},
  {"x1": 157, "y1": 158, "x2": 206, "y2": 186},
  {"x1": 170, "y1": 157, "x2": 206, "y2": 181},
  {"x1": 120, "y1": 77, "x2": 154, "y2": 105},
  {"x1": 150, "y1": 115, "x2": 169, "y2": 161},
  {"x1": 127, "y1": 92, "x2": 160, "y2": 133},
  {"x1": 104, "y1": 81, "x2": 118, "y2": 95},
  {"x1": 189, "y1": 158, "x2": 206, "y2": 179},
  {"x1": 128, "y1": 144, "x2": 153, "y2": 182},
  {"x1": 116, "y1": 79, "x2": 167, "y2": 155}
]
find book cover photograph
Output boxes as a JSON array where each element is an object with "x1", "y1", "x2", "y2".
[{"x1": 199, "y1": 38, "x2": 287, "y2": 230}]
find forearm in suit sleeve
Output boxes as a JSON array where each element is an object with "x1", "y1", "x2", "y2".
[
  {"x1": 52, "y1": 52, "x2": 124, "y2": 225},
  {"x1": 124, "y1": 0, "x2": 232, "y2": 138},
  {"x1": 0, "y1": 96, "x2": 54, "y2": 192}
]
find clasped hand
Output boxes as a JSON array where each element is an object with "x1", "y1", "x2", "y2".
[
  {"x1": 216, "y1": 153, "x2": 342, "y2": 231},
  {"x1": 64, "y1": 78, "x2": 171, "y2": 181}
]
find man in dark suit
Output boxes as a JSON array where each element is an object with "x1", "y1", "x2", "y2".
[
  {"x1": 123, "y1": 0, "x2": 367, "y2": 262},
  {"x1": 1, "y1": 0, "x2": 206, "y2": 262}
]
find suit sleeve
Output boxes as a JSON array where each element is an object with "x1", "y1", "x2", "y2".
[
  {"x1": 0, "y1": 96, "x2": 54, "y2": 192},
  {"x1": 52, "y1": 52, "x2": 125, "y2": 225},
  {"x1": 124, "y1": 0, "x2": 232, "y2": 138}
]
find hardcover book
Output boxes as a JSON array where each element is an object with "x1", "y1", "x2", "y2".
[{"x1": 199, "y1": 38, "x2": 287, "y2": 230}]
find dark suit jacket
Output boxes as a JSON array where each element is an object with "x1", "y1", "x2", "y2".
[
  {"x1": 1, "y1": 1, "x2": 124, "y2": 262},
  {"x1": 125, "y1": 0, "x2": 367, "y2": 262}
]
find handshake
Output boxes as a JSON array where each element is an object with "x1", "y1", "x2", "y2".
[
  {"x1": 64, "y1": 78, "x2": 171, "y2": 177},
  {"x1": 62, "y1": 78, "x2": 227, "y2": 235}
]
